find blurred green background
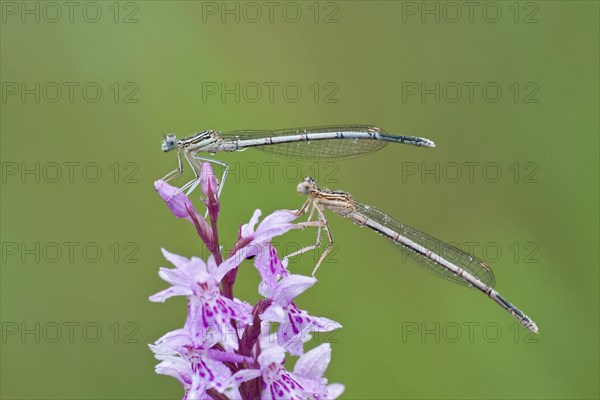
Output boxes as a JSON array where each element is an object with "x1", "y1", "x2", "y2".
[{"x1": 1, "y1": 1, "x2": 598, "y2": 399}]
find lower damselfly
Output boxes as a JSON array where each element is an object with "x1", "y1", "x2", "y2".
[
  {"x1": 160, "y1": 125, "x2": 435, "y2": 197},
  {"x1": 288, "y1": 177, "x2": 539, "y2": 333}
]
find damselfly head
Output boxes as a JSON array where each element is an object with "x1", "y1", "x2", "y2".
[
  {"x1": 297, "y1": 177, "x2": 317, "y2": 195},
  {"x1": 161, "y1": 134, "x2": 178, "y2": 152}
]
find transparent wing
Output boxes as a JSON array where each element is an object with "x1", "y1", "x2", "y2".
[
  {"x1": 351, "y1": 201, "x2": 496, "y2": 288},
  {"x1": 221, "y1": 125, "x2": 388, "y2": 161}
]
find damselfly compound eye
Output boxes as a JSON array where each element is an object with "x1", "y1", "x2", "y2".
[
  {"x1": 297, "y1": 181, "x2": 312, "y2": 195},
  {"x1": 161, "y1": 134, "x2": 178, "y2": 152}
]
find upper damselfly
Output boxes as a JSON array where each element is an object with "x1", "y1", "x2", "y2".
[{"x1": 160, "y1": 125, "x2": 435, "y2": 197}]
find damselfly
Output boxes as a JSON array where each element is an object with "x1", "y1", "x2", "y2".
[
  {"x1": 160, "y1": 125, "x2": 435, "y2": 197},
  {"x1": 288, "y1": 177, "x2": 539, "y2": 333}
]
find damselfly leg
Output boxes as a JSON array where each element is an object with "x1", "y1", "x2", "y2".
[
  {"x1": 160, "y1": 148, "x2": 185, "y2": 183},
  {"x1": 284, "y1": 199, "x2": 334, "y2": 276},
  {"x1": 179, "y1": 155, "x2": 230, "y2": 198}
]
